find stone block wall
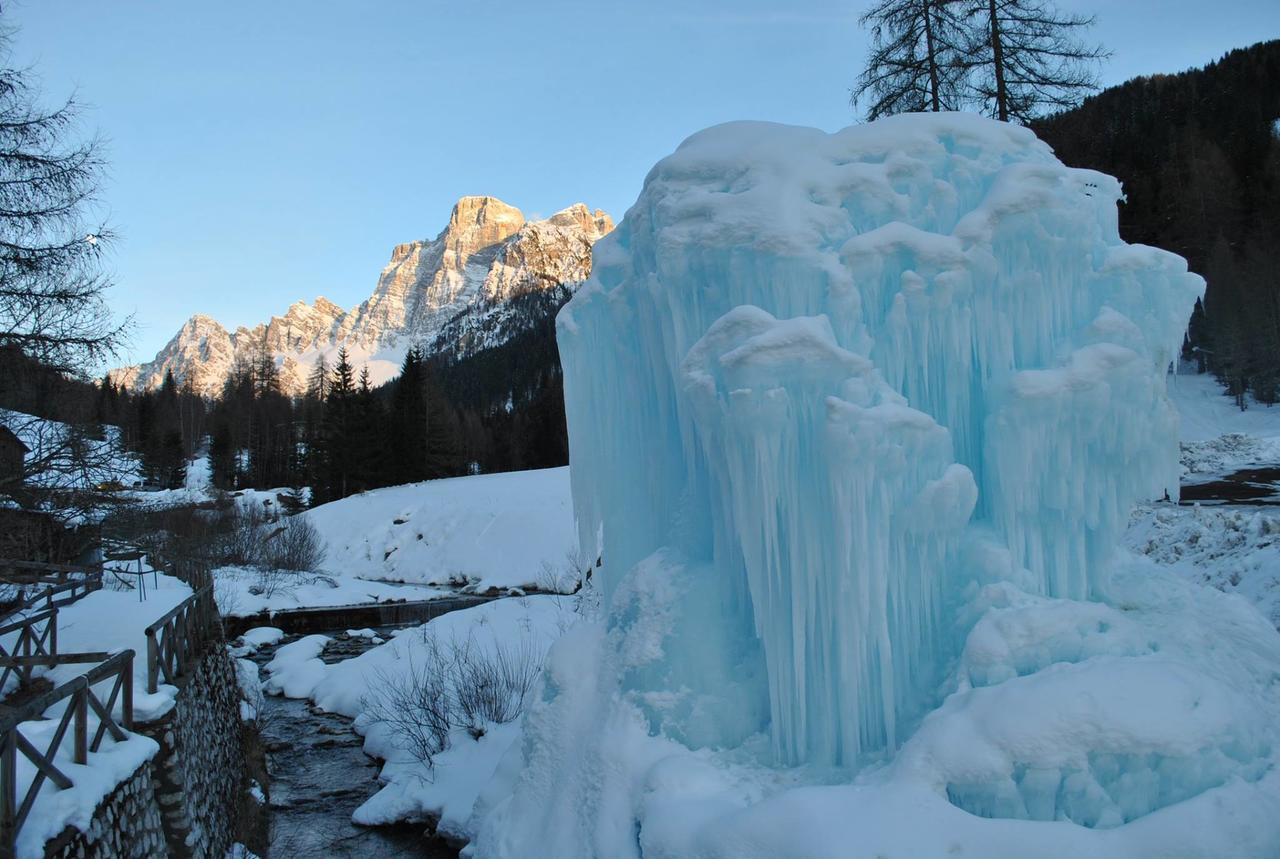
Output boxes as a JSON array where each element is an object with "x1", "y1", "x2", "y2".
[
  {"x1": 46, "y1": 763, "x2": 167, "y2": 859},
  {"x1": 35, "y1": 604, "x2": 254, "y2": 859},
  {"x1": 137, "y1": 643, "x2": 245, "y2": 859}
]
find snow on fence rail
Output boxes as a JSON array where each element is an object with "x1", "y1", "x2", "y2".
[
  {"x1": 0, "y1": 649, "x2": 134, "y2": 858},
  {"x1": 144, "y1": 585, "x2": 216, "y2": 695},
  {"x1": 0, "y1": 559, "x2": 102, "y2": 619},
  {"x1": 0, "y1": 609, "x2": 58, "y2": 691}
]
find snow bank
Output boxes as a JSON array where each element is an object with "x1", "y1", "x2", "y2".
[
  {"x1": 471, "y1": 115, "x2": 1280, "y2": 856},
  {"x1": 1126, "y1": 503, "x2": 1280, "y2": 630},
  {"x1": 212, "y1": 564, "x2": 445, "y2": 617},
  {"x1": 303, "y1": 467, "x2": 578, "y2": 592}
]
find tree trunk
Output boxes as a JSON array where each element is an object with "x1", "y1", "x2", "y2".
[
  {"x1": 923, "y1": 0, "x2": 941, "y2": 111},
  {"x1": 987, "y1": 0, "x2": 1009, "y2": 121}
]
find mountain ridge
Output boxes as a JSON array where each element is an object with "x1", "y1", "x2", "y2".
[{"x1": 115, "y1": 196, "x2": 613, "y2": 396}]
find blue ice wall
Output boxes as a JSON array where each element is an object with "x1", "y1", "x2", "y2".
[{"x1": 557, "y1": 114, "x2": 1203, "y2": 766}]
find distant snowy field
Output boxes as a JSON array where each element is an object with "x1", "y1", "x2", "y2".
[
  {"x1": 1168, "y1": 371, "x2": 1280, "y2": 445},
  {"x1": 1127, "y1": 372, "x2": 1280, "y2": 629},
  {"x1": 302, "y1": 467, "x2": 578, "y2": 594}
]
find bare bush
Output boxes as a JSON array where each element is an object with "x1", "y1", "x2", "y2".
[
  {"x1": 216, "y1": 504, "x2": 266, "y2": 567},
  {"x1": 361, "y1": 643, "x2": 453, "y2": 772},
  {"x1": 451, "y1": 636, "x2": 543, "y2": 734},
  {"x1": 261, "y1": 516, "x2": 326, "y2": 572},
  {"x1": 361, "y1": 629, "x2": 546, "y2": 768},
  {"x1": 535, "y1": 547, "x2": 593, "y2": 595},
  {"x1": 104, "y1": 500, "x2": 327, "y2": 600}
]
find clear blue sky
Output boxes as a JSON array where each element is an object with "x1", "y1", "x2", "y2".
[{"x1": 6, "y1": 0, "x2": 1279, "y2": 365}]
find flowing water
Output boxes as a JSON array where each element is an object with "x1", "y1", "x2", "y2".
[{"x1": 251, "y1": 630, "x2": 461, "y2": 858}]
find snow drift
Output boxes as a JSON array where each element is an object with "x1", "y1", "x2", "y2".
[
  {"x1": 303, "y1": 467, "x2": 577, "y2": 593},
  {"x1": 473, "y1": 114, "x2": 1280, "y2": 857}
]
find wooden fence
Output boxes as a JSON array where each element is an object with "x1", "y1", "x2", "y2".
[
  {"x1": 0, "y1": 559, "x2": 102, "y2": 619},
  {"x1": 144, "y1": 585, "x2": 216, "y2": 695},
  {"x1": 0, "y1": 609, "x2": 58, "y2": 692},
  {"x1": 0, "y1": 650, "x2": 134, "y2": 858}
]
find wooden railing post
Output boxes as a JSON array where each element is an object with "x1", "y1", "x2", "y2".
[
  {"x1": 146, "y1": 631, "x2": 158, "y2": 695},
  {"x1": 121, "y1": 653, "x2": 133, "y2": 731},
  {"x1": 1, "y1": 730, "x2": 14, "y2": 856},
  {"x1": 48, "y1": 607, "x2": 57, "y2": 659},
  {"x1": 73, "y1": 691, "x2": 87, "y2": 765}
]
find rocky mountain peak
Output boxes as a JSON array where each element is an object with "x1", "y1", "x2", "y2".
[
  {"x1": 443, "y1": 196, "x2": 526, "y2": 253},
  {"x1": 546, "y1": 203, "x2": 614, "y2": 238},
  {"x1": 120, "y1": 197, "x2": 613, "y2": 396}
]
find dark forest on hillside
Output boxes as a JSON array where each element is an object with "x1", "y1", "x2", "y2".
[
  {"x1": 1, "y1": 284, "x2": 572, "y2": 505},
  {"x1": 1033, "y1": 40, "x2": 1280, "y2": 405}
]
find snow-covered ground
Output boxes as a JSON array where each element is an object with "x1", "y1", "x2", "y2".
[
  {"x1": 1124, "y1": 371, "x2": 1280, "y2": 630},
  {"x1": 0, "y1": 408, "x2": 140, "y2": 500},
  {"x1": 1169, "y1": 371, "x2": 1280, "y2": 445},
  {"x1": 303, "y1": 467, "x2": 580, "y2": 594},
  {"x1": 1169, "y1": 372, "x2": 1280, "y2": 477},
  {"x1": 211, "y1": 564, "x2": 448, "y2": 618}
]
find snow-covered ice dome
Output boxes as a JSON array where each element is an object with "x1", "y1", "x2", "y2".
[{"x1": 473, "y1": 114, "x2": 1280, "y2": 858}]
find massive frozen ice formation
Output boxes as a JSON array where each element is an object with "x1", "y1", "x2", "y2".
[
  {"x1": 474, "y1": 115, "x2": 1280, "y2": 857},
  {"x1": 559, "y1": 114, "x2": 1201, "y2": 766}
]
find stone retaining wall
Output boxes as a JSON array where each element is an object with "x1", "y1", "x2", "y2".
[
  {"x1": 224, "y1": 594, "x2": 494, "y2": 636},
  {"x1": 46, "y1": 763, "x2": 167, "y2": 859},
  {"x1": 136, "y1": 643, "x2": 245, "y2": 859}
]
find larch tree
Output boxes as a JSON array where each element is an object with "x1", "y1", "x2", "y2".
[
  {"x1": 853, "y1": 0, "x2": 969, "y2": 119},
  {"x1": 0, "y1": 31, "x2": 127, "y2": 377},
  {"x1": 0, "y1": 25, "x2": 134, "y2": 517},
  {"x1": 963, "y1": 0, "x2": 1108, "y2": 123}
]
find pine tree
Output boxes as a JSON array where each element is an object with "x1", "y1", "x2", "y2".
[
  {"x1": 321, "y1": 347, "x2": 357, "y2": 500},
  {"x1": 307, "y1": 353, "x2": 329, "y2": 401},
  {"x1": 352, "y1": 366, "x2": 384, "y2": 491},
  {"x1": 389, "y1": 348, "x2": 429, "y2": 482}
]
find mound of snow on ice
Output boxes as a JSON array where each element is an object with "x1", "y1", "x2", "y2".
[
  {"x1": 472, "y1": 114, "x2": 1280, "y2": 857},
  {"x1": 303, "y1": 468, "x2": 578, "y2": 592}
]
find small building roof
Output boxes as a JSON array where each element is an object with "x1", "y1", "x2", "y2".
[{"x1": 0, "y1": 425, "x2": 30, "y2": 453}]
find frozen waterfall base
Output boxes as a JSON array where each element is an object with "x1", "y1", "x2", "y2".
[{"x1": 473, "y1": 114, "x2": 1280, "y2": 858}]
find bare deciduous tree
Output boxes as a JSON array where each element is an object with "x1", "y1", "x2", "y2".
[
  {"x1": 964, "y1": 0, "x2": 1109, "y2": 123},
  {"x1": 853, "y1": 0, "x2": 969, "y2": 119},
  {"x1": 854, "y1": 0, "x2": 1109, "y2": 125},
  {"x1": 0, "y1": 29, "x2": 128, "y2": 376}
]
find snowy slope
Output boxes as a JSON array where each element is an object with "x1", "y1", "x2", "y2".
[
  {"x1": 1171, "y1": 370, "x2": 1280, "y2": 444},
  {"x1": 302, "y1": 467, "x2": 579, "y2": 593},
  {"x1": 1127, "y1": 372, "x2": 1280, "y2": 629},
  {"x1": 116, "y1": 198, "x2": 612, "y2": 396},
  {"x1": 0, "y1": 408, "x2": 140, "y2": 497}
]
